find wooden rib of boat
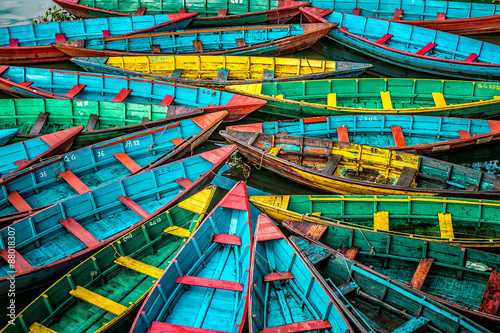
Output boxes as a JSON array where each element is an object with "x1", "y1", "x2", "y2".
[
  {"x1": 0, "y1": 145, "x2": 236, "y2": 295},
  {"x1": 0, "y1": 129, "x2": 18, "y2": 146},
  {"x1": 51, "y1": 23, "x2": 336, "y2": 58},
  {"x1": 220, "y1": 130, "x2": 500, "y2": 198},
  {"x1": 283, "y1": 219, "x2": 500, "y2": 326},
  {"x1": 226, "y1": 78, "x2": 500, "y2": 119},
  {"x1": 249, "y1": 213, "x2": 353, "y2": 333},
  {"x1": 131, "y1": 181, "x2": 252, "y2": 333},
  {"x1": 53, "y1": 0, "x2": 310, "y2": 27},
  {"x1": 0, "y1": 66, "x2": 266, "y2": 123},
  {"x1": 0, "y1": 99, "x2": 202, "y2": 148},
  {"x1": 0, "y1": 126, "x2": 82, "y2": 180},
  {"x1": 290, "y1": 236, "x2": 492, "y2": 333},
  {"x1": 308, "y1": 0, "x2": 500, "y2": 35},
  {"x1": 301, "y1": 7, "x2": 500, "y2": 81},
  {"x1": 0, "y1": 13, "x2": 197, "y2": 64},
  {"x1": 1, "y1": 186, "x2": 217, "y2": 333},
  {"x1": 71, "y1": 55, "x2": 372, "y2": 87},
  {"x1": 227, "y1": 115, "x2": 500, "y2": 156},
  {"x1": 0, "y1": 111, "x2": 226, "y2": 224}
]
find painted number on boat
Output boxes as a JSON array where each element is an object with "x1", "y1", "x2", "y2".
[
  {"x1": 64, "y1": 154, "x2": 77, "y2": 162},
  {"x1": 76, "y1": 101, "x2": 89, "y2": 106},
  {"x1": 230, "y1": 0, "x2": 243, "y2": 3},
  {"x1": 97, "y1": 150, "x2": 105, "y2": 157},
  {"x1": 125, "y1": 140, "x2": 140, "y2": 148},
  {"x1": 359, "y1": 116, "x2": 378, "y2": 121},
  {"x1": 149, "y1": 216, "x2": 162, "y2": 226},
  {"x1": 122, "y1": 234, "x2": 133, "y2": 242},
  {"x1": 39, "y1": 170, "x2": 47, "y2": 178},
  {"x1": 150, "y1": 56, "x2": 169, "y2": 63},
  {"x1": 477, "y1": 83, "x2": 500, "y2": 90}
]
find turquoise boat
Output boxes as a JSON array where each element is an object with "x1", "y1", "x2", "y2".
[
  {"x1": 0, "y1": 145, "x2": 236, "y2": 295},
  {"x1": 131, "y1": 182, "x2": 252, "y2": 333},
  {"x1": 0, "y1": 112, "x2": 226, "y2": 223},
  {"x1": 249, "y1": 213, "x2": 353, "y2": 332}
]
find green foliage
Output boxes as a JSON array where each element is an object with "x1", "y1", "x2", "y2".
[{"x1": 33, "y1": 5, "x2": 77, "y2": 24}]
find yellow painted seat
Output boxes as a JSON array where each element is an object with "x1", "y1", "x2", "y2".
[
  {"x1": 114, "y1": 256, "x2": 164, "y2": 279},
  {"x1": 69, "y1": 286, "x2": 127, "y2": 316}
]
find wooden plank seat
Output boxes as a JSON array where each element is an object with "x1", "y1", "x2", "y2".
[
  {"x1": 29, "y1": 112, "x2": 49, "y2": 135},
  {"x1": 112, "y1": 88, "x2": 132, "y2": 102},
  {"x1": 393, "y1": 8, "x2": 403, "y2": 20},
  {"x1": 148, "y1": 322, "x2": 225, "y2": 333},
  {"x1": 164, "y1": 226, "x2": 191, "y2": 238},
  {"x1": 135, "y1": 7, "x2": 147, "y2": 15},
  {"x1": 55, "y1": 33, "x2": 67, "y2": 42},
  {"x1": 64, "y1": 84, "x2": 86, "y2": 98},
  {"x1": 261, "y1": 320, "x2": 332, "y2": 333},
  {"x1": 0, "y1": 248, "x2": 32, "y2": 274},
  {"x1": 352, "y1": 8, "x2": 362, "y2": 15},
  {"x1": 19, "y1": 81, "x2": 33, "y2": 87},
  {"x1": 9, "y1": 39, "x2": 19, "y2": 47},
  {"x1": 322, "y1": 154, "x2": 342, "y2": 175},
  {"x1": 85, "y1": 114, "x2": 99, "y2": 132},
  {"x1": 392, "y1": 316, "x2": 431, "y2": 333},
  {"x1": 391, "y1": 126, "x2": 406, "y2": 147},
  {"x1": 416, "y1": 42, "x2": 437, "y2": 56},
  {"x1": 344, "y1": 246, "x2": 360, "y2": 260},
  {"x1": 464, "y1": 53, "x2": 479, "y2": 63},
  {"x1": 396, "y1": 166, "x2": 417, "y2": 187},
  {"x1": 375, "y1": 34, "x2": 393, "y2": 45},
  {"x1": 7, "y1": 190, "x2": 32, "y2": 212},
  {"x1": 337, "y1": 126, "x2": 349, "y2": 142},
  {"x1": 160, "y1": 95, "x2": 174, "y2": 106},
  {"x1": 170, "y1": 68, "x2": 183, "y2": 78},
  {"x1": 60, "y1": 217, "x2": 101, "y2": 248},
  {"x1": 409, "y1": 257, "x2": 435, "y2": 291},
  {"x1": 174, "y1": 177, "x2": 194, "y2": 189},
  {"x1": 58, "y1": 170, "x2": 91, "y2": 194},
  {"x1": 179, "y1": 7, "x2": 188, "y2": 13},
  {"x1": 175, "y1": 275, "x2": 243, "y2": 292},
  {"x1": 479, "y1": 269, "x2": 500, "y2": 314},
  {"x1": 216, "y1": 68, "x2": 230, "y2": 82},
  {"x1": 69, "y1": 285, "x2": 127, "y2": 316},
  {"x1": 218, "y1": 9, "x2": 227, "y2": 16},
  {"x1": 334, "y1": 282, "x2": 357, "y2": 297},
  {"x1": 114, "y1": 256, "x2": 164, "y2": 279},
  {"x1": 118, "y1": 196, "x2": 150, "y2": 219},
  {"x1": 263, "y1": 69, "x2": 274, "y2": 80},
  {"x1": 235, "y1": 38, "x2": 247, "y2": 47},
  {"x1": 213, "y1": 234, "x2": 242, "y2": 246},
  {"x1": 380, "y1": 91, "x2": 393, "y2": 109},
  {"x1": 437, "y1": 12, "x2": 446, "y2": 20},
  {"x1": 102, "y1": 30, "x2": 111, "y2": 37},
  {"x1": 113, "y1": 152, "x2": 142, "y2": 173},
  {"x1": 29, "y1": 323, "x2": 57, "y2": 333},
  {"x1": 0, "y1": 66, "x2": 9, "y2": 75},
  {"x1": 432, "y1": 92, "x2": 447, "y2": 107},
  {"x1": 264, "y1": 272, "x2": 294, "y2": 282},
  {"x1": 438, "y1": 212, "x2": 454, "y2": 239},
  {"x1": 193, "y1": 40, "x2": 204, "y2": 52},
  {"x1": 459, "y1": 130, "x2": 472, "y2": 139},
  {"x1": 373, "y1": 211, "x2": 389, "y2": 231}
]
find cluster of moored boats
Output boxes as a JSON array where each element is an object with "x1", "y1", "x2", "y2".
[{"x1": 2, "y1": 0, "x2": 500, "y2": 332}]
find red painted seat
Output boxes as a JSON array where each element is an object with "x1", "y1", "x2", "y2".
[
  {"x1": 148, "y1": 322, "x2": 225, "y2": 333},
  {"x1": 118, "y1": 196, "x2": 150, "y2": 219},
  {"x1": 102, "y1": 30, "x2": 111, "y2": 37},
  {"x1": 9, "y1": 39, "x2": 18, "y2": 47},
  {"x1": 135, "y1": 7, "x2": 147, "y2": 15},
  {"x1": 264, "y1": 272, "x2": 294, "y2": 282},
  {"x1": 416, "y1": 42, "x2": 437, "y2": 56},
  {"x1": 262, "y1": 320, "x2": 332, "y2": 333},
  {"x1": 19, "y1": 81, "x2": 33, "y2": 87},
  {"x1": 179, "y1": 7, "x2": 188, "y2": 13},
  {"x1": 58, "y1": 170, "x2": 91, "y2": 194},
  {"x1": 174, "y1": 177, "x2": 194, "y2": 189},
  {"x1": 160, "y1": 95, "x2": 174, "y2": 106},
  {"x1": 464, "y1": 53, "x2": 478, "y2": 63},
  {"x1": 29, "y1": 112, "x2": 49, "y2": 135},
  {"x1": 64, "y1": 84, "x2": 86, "y2": 98},
  {"x1": 336, "y1": 126, "x2": 349, "y2": 142},
  {"x1": 459, "y1": 130, "x2": 472, "y2": 139},
  {"x1": 352, "y1": 8, "x2": 361, "y2": 15},
  {"x1": 7, "y1": 191, "x2": 32, "y2": 212},
  {"x1": 391, "y1": 126, "x2": 406, "y2": 147},
  {"x1": 375, "y1": 34, "x2": 393, "y2": 45},
  {"x1": 479, "y1": 269, "x2": 500, "y2": 314},
  {"x1": 409, "y1": 257, "x2": 435, "y2": 291},
  {"x1": 0, "y1": 249, "x2": 32, "y2": 274},
  {"x1": 437, "y1": 12, "x2": 446, "y2": 20},
  {"x1": 393, "y1": 8, "x2": 403, "y2": 20},
  {"x1": 112, "y1": 88, "x2": 132, "y2": 103},
  {"x1": 55, "y1": 33, "x2": 67, "y2": 42},
  {"x1": 60, "y1": 217, "x2": 101, "y2": 248},
  {"x1": 218, "y1": 9, "x2": 227, "y2": 16},
  {"x1": 0, "y1": 66, "x2": 9, "y2": 75},
  {"x1": 114, "y1": 152, "x2": 142, "y2": 173},
  {"x1": 175, "y1": 276, "x2": 243, "y2": 292},
  {"x1": 213, "y1": 234, "x2": 241, "y2": 246}
]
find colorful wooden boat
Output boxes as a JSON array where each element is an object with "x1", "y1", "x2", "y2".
[
  {"x1": 227, "y1": 115, "x2": 500, "y2": 156},
  {"x1": 51, "y1": 23, "x2": 336, "y2": 58},
  {"x1": 226, "y1": 78, "x2": 500, "y2": 119},
  {"x1": 1, "y1": 186, "x2": 216, "y2": 332},
  {"x1": 0, "y1": 145, "x2": 236, "y2": 295},
  {"x1": 290, "y1": 236, "x2": 492, "y2": 333},
  {"x1": 71, "y1": 55, "x2": 372, "y2": 88},
  {"x1": 220, "y1": 130, "x2": 500, "y2": 198},
  {"x1": 53, "y1": 0, "x2": 310, "y2": 27},
  {"x1": 0, "y1": 66, "x2": 266, "y2": 122},
  {"x1": 0, "y1": 129, "x2": 18, "y2": 146},
  {"x1": 308, "y1": 0, "x2": 500, "y2": 35},
  {"x1": 249, "y1": 213, "x2": 353, "y2": 333},
  {"x1": 0, "y1": 126, "x2": 82, "y2": 180},
  {"x1": 0, "y1": 99, "x2": 202, "y2": 148},
  {"x1": 131, "y1": 181, "x2": 252, "y2": 333},
  {"x1": 250, "y1": 194, "x2": 500, "y2": 248},
  {"x1": 0, "y1": 13, "x2": 197, "y2": 64},
  {"x1": 0, "y1": 111, "x2": 226, "y2": 222},
  {"x1": 301, "y1": 7, "x2": 500, "y2": 81},
  {"x1": 283, "y1": 219, "x2": 500, "y2": 326}
]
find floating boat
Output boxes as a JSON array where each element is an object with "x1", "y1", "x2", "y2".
[
  {"x1": 227, "y1": 115, "x2": 500, "y2": 156},
  {"x1": 0, "y1": 13, "x2": 197, "y2": 64},
  {"x1": 71, "y1": 55, "x2": 372, "y2": 87},
  {"x1": 0, "y1": 129, "x2": 18, "y2": 146},
  {"x1": 300, "y1": 7, "x2": 500, "y2": 81},
  {"x1": 2, "y1": 186, "x2": 216, "y2": 333},
  {"x1": 53, "y1": 0, "x2": 309, "y2": 27},
  {"x1": 307, "y1": 0, "x2": 500, "y2": 35},
  {"x1": 0, "y1": 66, "x2": 266, "y2": 122},
  {"x1": 250, "y1": 194, "x2": 500, "y2": 248},
  {"x1": 0, "y1": 145, "x2": 236, "y2": 295},
  {"x1": 290, "y1": 236, "x2": 492, "y2": 333},
  {"x1": 51, "y1": 23, "x2": 336, "y2": 59},
  {"x1": 249, "y1": 213, "x2": 353, "y2": 333},
  {"x1": 0, "y1": 112, "x2": 226, "y2": 222},
  {"x1": 226, "y1": 78, "x2": 500, "y2": 119},
  {"x1": 283, "y1": 219, "x2": 500, "y2": 326},
  {"x1": 0, "y1": 126, "x2": 82, "y2": 180},
  {"x1": 220, "y1": 130, "x2": 500, "y2": 198},
  {"x1": 0, "y1": 99, "x2": 202, "y2": 148}
]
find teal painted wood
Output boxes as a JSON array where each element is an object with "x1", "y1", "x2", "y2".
[
  {"x1": 0, "y1": 112, "x2": 225, "y2": 222},
  {"x1": 132, "y1": 182, "x2": 252, "y2": 333},
  {"x1": 290, "y1": 236, "x2": 492, "y2": 333},
  {"x1": 0, "y1": 145, "x2": 235, "y2": 295},
  {"x1": 249, "y1": 213, "x2": 352, "y2": 333},
  {"x1": 0, "y1": 129, "x2": 18, "y2": 146},
  {"x1": 302, "y1": 7, "x2": 500, "y2": 80}
]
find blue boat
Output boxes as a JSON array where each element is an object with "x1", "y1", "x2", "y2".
[
  {"x1": 0, "y1": 126, "x2": 82, "y2": 179},
  {"x1": 0, "y1": 145, "x2": 236, "y2": 295},
  {"x1": 0, "y1": 112, "x2": 226, "y2": 223},
  {"x1": 132, "y1": 181, "x2": 252, "y2": 333},
  {"x1": 0, "y1": 13, "x2": 197, "y2": 64},
  {"x1": 0, "y1": 66, "x2": 266, "y2": 122},
  {"x1": 249, "y1": 213, "x2": 353, "y2": 333},
  {"x1": 301, "y1": 7, "x2": 500, "y2": 81},
  {"x1": 0, "y1": 129, "x2": 18, "y2": 146}
]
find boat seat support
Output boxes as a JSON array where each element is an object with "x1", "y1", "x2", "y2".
[
  {"x1": 69, "y1": 285, "x2": 127, "y2": 316},
  {"x1": 60, "y1": 217, "x2": 101, "y2": 248},
  {"x1": 29, "y1": 112, "x2": 49, "y2": 135},
  {"x1": 175, "y1": 275, "x2": 243, "y2": 292}
]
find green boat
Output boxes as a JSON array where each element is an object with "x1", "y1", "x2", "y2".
[
  {"x1": 283, "y1": 219, "x2": 500, "y2": 329},
  {"x1": 225, "y1": 78, "x2": 500, "y2": 119},
  {"x1": 2, "y1": 186, "x2": 217, "y2": 333},
  {"x1": 0, "y1": 99, "x2": 201, "y2": 148}
]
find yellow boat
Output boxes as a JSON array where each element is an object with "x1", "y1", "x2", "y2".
[{"x1": 71, "y1": 55, "x2": 372, "y2": 87}]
